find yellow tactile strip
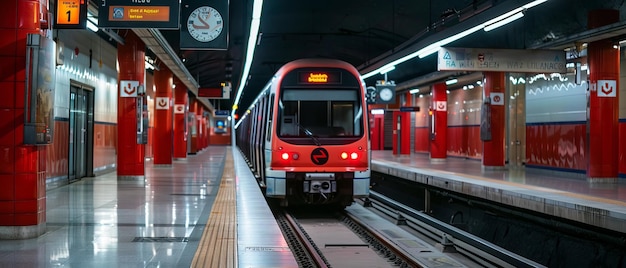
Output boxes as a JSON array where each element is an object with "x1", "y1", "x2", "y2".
[{"x1": 191, "y1": 150, "x2": 237, "y2": 268}]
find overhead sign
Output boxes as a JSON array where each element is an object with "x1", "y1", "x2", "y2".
[
  {"x1": 98, "y1": 0, "x2": 180, "y2": 29},
  {"x1": 55, "y1": 0, "x2": 87, "y2": 29},
  {"x1": 438, "y1": 47, "x2": 567, "y2": 73}
]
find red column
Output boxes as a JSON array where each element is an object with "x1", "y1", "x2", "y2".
[
  {"x1": 430, "y1": 83, "x2": 447, "y2": 159},
  {"x1": 117, "y1": 31, "x2": 145, "y2": 178},
  {"x1": 153, "y1": 65, "x2": 173, "y2": 165},
  {"x1": 197, "y1": 106, "x2": 205, "y2": 150},
  {"x1": 173, "y1": 79, "x2": 187, "y2": 159},
  {"x1": 587, "y1": 10, "x2": 619, "y2": 182},
  {"x1": 0, "y1": 0, "x2": 46, "y2": 238},
  {"x1": 189, "y1": 98, "x2": 198, "y2": 154},
  {"x1": 482, "y1": 72, "x2": 505, "y2": 168}
]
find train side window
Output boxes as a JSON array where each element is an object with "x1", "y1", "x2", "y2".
[{"x1": 266, "y1": 94, "x2": 274, "y2": 142}]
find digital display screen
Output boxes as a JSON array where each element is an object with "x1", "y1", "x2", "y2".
[
  {"x1": 55, "y1": 0, "x2": 87, "y2": 29},
  {"x1": 98, "y1": 0, "x2": 179, "y2": 29},
  {"x1": 298, "y1": 71, "x2": 341, "y2": 84}
]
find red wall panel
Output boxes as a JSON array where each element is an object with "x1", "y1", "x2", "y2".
[
  {"x1": 526, "y1": 123, "x2": 586, "y2": 171},
  {"x1": 414, "y1": 127, "x2": 429, "y2": 153},
  {"x1": 447, "y1": 126, "x2": 481, "y2": 159},
  {"x1": 618, "y1": 119, "x2": 626, "y2": 176},
  {"x1": 46, "y1": 120, "x2": 68, "y2": 178},
  {"x1": 93, "y1": 123, "x2": 117, "y2": 172}
]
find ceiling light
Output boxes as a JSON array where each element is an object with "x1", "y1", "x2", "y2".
[
  {"x1": 361, "y1": 0, "x2": 549, "y2": 77},
  {"x1": 86, "y1": 20, "x2": 99, "y2": 32},
  {"x1": 445, "y1": 78, "x2": 458, "y2": 85},
  {"x1": 409, "y1": 88, "x2": 420, "y2": 94},
  {"x1": 484, "y1": 12, "x2": 524, "y2": 32},
  {"x1": 233, "y1": 0, "x2": 264, "y2": 114},
  {"x1": 378, "y1": 65, "x2": 395, "y2": 74}
]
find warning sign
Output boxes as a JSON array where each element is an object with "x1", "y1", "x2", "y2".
[
  {"x1": 156, "y1": 97, "x2": 169, "y2": 110},
  {"x1": 490, "y1": 92, "x2": 504, "y2": 105},
  {"x1": 435, "y1": 101, "x2": 447, "y2": 111},
  {"x1": 597, "y1": 80, "x2": 616, "y2": 97}
]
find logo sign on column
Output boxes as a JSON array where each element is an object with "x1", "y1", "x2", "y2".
[
  {"x1": 174, "y1": 104, "x2": 185, "y2": 114},
  {"x1": 597, "y1": 80, "x2": 616, "y2": 97},
  {"x1": 156, "y1": 97, "x2": 170, "y2": 110},
  {"x1": 490, "y1": 92, "x2": 504, "y2": 105},
  {"x1": 120, "y1": 80, "x2": 139, "y2": 97},
  {"x1": 435, "y1": 101, "x2": 447, "y2": 111}
]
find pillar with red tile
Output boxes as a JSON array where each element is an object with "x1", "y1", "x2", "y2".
[
  {"x1": 173, "y1": 79, "x2": 187, "y2": 159},
  {"x1": 188, "y1": 97, "x2": 198, "y2": 154},
  {"x1": 153, "y1": 65, "x2": 173, "y2": 165},
  {"x1": 587, "y1": 10, "x2": 619, "y2": 182},
  {"x1": 117, "y1": 31, "x2": 146, "y2": 178},
  {"x1": 0, "y1": 0, "x2": 47, "y2": 238},
  {"x1": 430, "y1": 82, "x2": 447, "y2": 159},
  {"x1": 482, "y1": 72, "x2": 506, "y2": 168},
  {"x1": 197, "y1": 105, "x2": 205, "y2": 150}
]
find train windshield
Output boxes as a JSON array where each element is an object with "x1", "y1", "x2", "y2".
[{"x1": 277, "y1": 88, "x2": 364, "y2": 145}]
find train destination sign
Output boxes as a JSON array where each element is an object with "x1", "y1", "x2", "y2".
[
  {"x1": 98, "y1": 0, "x2": 180, "y2": 29},
  {"x1": 438, "y1": 47, "x2": 567, "y2": 73},
  {"x1": 298, "y1": 71, "x2": 341, "y2": 84}
]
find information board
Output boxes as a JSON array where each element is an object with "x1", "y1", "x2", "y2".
[
  {"x1": 55, "y1": 0, "x2": 87, "y2": 29},
  {"x1": 98, "y1": 0, "x2": 180, "y2": 29}
]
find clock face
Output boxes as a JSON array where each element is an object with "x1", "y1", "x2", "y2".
[
  {"x1": 187, "y1": 6, "x2": 223, "y2": 42},
  {"x1": 379, "y1": 88, "x2": 393, "y2": 101}
]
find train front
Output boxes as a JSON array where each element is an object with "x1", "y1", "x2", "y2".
[{"x1": 266, "y1": 60, "x2": 370, "y2": 208}]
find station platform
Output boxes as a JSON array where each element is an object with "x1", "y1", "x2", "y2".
[
  {"x1": 371, "y1": 151, "x2": 626, "y2": 234},
  {"x1": 0, "y1": 146, "x2": 296, "y2": 267}
]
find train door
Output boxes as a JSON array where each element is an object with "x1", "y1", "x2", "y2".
[
  {"x1": 507, "y1": 74, "x2": 526, "y2": 167},
  {"x1": 68, "y1": 84, "x2": 94, "y2": 182}
]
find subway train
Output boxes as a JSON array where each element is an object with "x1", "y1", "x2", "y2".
[{"x1": 235, "y1": 59, "x2": 370, "y2": 207}]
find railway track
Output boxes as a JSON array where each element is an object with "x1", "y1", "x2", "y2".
[{"x1": 272, "y1": 192, "x2": 543, "y2": 268}]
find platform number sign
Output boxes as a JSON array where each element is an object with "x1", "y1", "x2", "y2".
[
  {"x1": 54, "y1": 0, "x2": 87, "y2": 29},
  {"x1": 597, "y1": 80, "x2": 616, "y2": 97}
]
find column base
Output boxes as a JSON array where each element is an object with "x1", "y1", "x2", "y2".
[
  {"x1": 0, "y1": 223, "x2": 46, "y2": 239},
  {"x1": 430, "y1": 158, "x2": 447, "y2": 162},
  {"x1": 118, "y1": 175, "x2": 145, "y2": 181},
  {"x1": 587, "y1": 177, "x2": 618, "y2": 184},
  {"x1": 482, "y1": 165, "x2": 507, "y2": 171}
]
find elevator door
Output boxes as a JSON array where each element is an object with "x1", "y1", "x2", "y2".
[{"x1": 69, "y1": 86, "x2": 93, "y2": 181}]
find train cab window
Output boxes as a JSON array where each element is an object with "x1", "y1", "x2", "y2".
[{"x1": 277, "y1": 88, "x2": 364, "y2": 145}]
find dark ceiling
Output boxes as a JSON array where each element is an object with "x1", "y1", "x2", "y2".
[{"x1": 96, "y1": 0, "x2": 626, "y2": 118}]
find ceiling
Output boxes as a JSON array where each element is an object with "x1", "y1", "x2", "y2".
[{"x1": 92, "y1": 0, "x2": 626, "y2": 118}]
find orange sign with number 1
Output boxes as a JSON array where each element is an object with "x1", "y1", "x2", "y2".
[{"x1": 56, "y1": 0, "x2": 83, "y2": 25}]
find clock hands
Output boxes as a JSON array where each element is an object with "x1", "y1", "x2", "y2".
[{"x1": 191, "y1": 12, "x2": 211, "y2": 29}]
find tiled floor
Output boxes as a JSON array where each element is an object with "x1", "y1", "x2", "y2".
[{"x1": 0, "y1": 146, "x2": 227, "y2": 268}]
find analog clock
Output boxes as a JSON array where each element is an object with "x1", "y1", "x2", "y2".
[
  {"x1": 379, "y1": 87, "x2": 394, "y2": 102},
  {"x1": 187, "y1": 6, "x2": 223, "y2": 42}
]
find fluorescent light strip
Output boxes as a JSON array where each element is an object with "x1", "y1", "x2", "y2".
[
  {"x1": 233, "y1": 0, "x2": 264, "y2": 113},
  {"x1": 362, "y1": 0, "x2": 548, "y2": 76},
  {"x1": 378, "y1": 65, "x2": 395, "y2": 74},
  {"x1": 445, "y1": 78, "x2": 458, "y2": 85},
  {"x1": 87, "y1": 20, "x2": 99, "y2": 32},
  {"x1": 484, "y1": 11, "x2": 524, "y2": 31}
]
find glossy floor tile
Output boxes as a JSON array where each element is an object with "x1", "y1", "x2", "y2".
[{"x1": 0, "y1": 146, "x2": 227, "y2": 268}]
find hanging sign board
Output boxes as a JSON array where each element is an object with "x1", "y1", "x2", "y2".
[
  {"x1": 54, "y1": 0, "x2": 87, "y2": 29},
  {"x1": 98, "y1": 0, "x2": 180, "y2": 29},
  {"x1": 438, "y1": 47, "x2": 567, "y2": 73}
]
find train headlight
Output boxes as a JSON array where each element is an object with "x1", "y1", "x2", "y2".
[
  {"x1": 281, "y1": 153, "x2": 289, "y2": 160},
  {"x1": 350, "y1": 152, "x2": 358, "y2": 160},
  {"x1": 340, "y1": 152, "x2": 348, "y2": 160}
]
